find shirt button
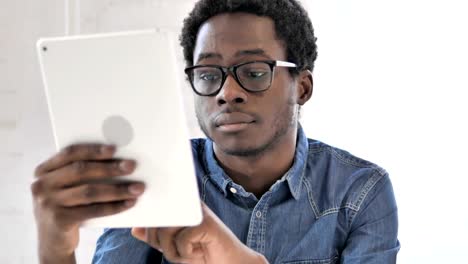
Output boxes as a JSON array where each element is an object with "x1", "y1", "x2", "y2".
[
  {"x1": 256, "y1": 211, "x2": 262, "y2": 218},
  {"x1": 229, "y1": 187, "x2": 237, "y2": 194}
]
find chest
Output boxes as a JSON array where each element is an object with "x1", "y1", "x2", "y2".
[{"x1": 204, "y1": 187, "x2": 347, "y2": 264}]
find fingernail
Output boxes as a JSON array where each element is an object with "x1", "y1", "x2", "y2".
[
  {"x1": 101, "y1": 145, "x2": 116, "y2": 155},
  {"x1": 125, "y1": 199, "x2": 136, "y2": 207},
  {"x1": 129, "y1": 183, "x2": 145, "y2": 195},
  {"x1": 120, "y1": 160, "x2": 134, "y2": 171}
]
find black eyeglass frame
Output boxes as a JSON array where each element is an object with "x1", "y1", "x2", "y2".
[{"x1": 184, "y1": 60, "x2": 297, "y2": 96}]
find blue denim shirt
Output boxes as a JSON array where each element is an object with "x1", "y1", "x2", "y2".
[{"x1": 92, "y1": 127, "x2": 399, "y2": 263}]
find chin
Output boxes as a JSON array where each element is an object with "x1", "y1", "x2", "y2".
[
  {"x1": 215, "y1": 136, "x2": 274, "y2": 157},
  {"x1": 218, "y1": 144, "x2": 265, "y2": 157}
]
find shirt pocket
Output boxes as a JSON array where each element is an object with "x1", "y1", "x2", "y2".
[{"x1": 281, "y1": 254, "x2": 339, "y2": 264}]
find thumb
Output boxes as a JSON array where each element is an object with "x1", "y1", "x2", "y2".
[{"x1": 131, "y1": 227, "x2": 146, "y2": 241}]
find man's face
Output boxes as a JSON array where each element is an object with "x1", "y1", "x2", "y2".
[{"x1": 193, "y1": 13, "x2": 300, "y2": 157}]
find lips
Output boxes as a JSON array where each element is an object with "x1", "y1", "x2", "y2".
[{"x1": 214, "y1": 112, "x2": 255, "y2": 127}]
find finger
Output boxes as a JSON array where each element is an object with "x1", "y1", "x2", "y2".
[
  {"x1": 66, "y1": 199, "x2": 137, "y2": 222},
  {"x1": 54, "y1": 182, "x2": 145, "y2": 207},
  {"x1": 131, "y1": 228, "x2": 164, "y2": 252},
  {"x1": 146, "y1": 228, "x2": 163, "y2": 252},
  {"x1": 158, "y1": 227, "x2": 188, "y2": 263},
  {"x1": 131, "y1": 227, "x2": 146, "y2": 241},
  {"x1": 145, "y1": 228, "x2": 167, "y2": 253},
  {"x1": 175, "y1": 227, "x2": 206, "y2": 259},
  {"x1": 48, "y1": 159, "x2": 136, "y2": 188},
  {"x1": 35, "y1": 143, "x2": 116, "y2": 176}
]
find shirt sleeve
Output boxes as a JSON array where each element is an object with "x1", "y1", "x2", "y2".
[
  {"x1": 92, "y1": 228, "x2": 163, "y2": 264},
  {"x1": 341, "y1": 174, "x2": 400, "y2": 264}
]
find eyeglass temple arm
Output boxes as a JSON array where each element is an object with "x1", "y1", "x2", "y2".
[
  {"x1": 276, "y1": 60, "x2": 297, "y2": 68},
  {"x1": 276, "y1": 61, "x2": 314, "y2": 76}
]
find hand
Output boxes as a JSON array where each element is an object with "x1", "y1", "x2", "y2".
[
  {"x1": 131, "y1": 203, "x2": 268, "y2": 264},
  {"x1": 31, "y1": 144, "x2": 145, "y2": 263}
]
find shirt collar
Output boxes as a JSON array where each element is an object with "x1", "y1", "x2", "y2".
[
  {"x1": 284, "y1": 125, "x2": 309, "y2": 200},
  {"x1": 203, "y1": 125, "x2": 309, "y2": 200},
  {"x1": 203, "y1": 140, "x2": 231, "y2": 196}
]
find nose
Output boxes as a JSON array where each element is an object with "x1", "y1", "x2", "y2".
[{"x1": 216, "y1": 74, "x2": 248, "y2": 106}]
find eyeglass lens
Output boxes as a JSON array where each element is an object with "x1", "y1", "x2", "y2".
[{"x1": 190, "y1": 62, "x2": 273, "y2": 95}]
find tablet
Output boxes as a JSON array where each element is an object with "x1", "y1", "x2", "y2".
[{"x1": 36, "y1": 29, "x2": 202, "y2": 228}]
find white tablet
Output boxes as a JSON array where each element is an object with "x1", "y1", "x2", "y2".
[{"x1": 36, "y1": 29, "x2": 202, "y2": 228}]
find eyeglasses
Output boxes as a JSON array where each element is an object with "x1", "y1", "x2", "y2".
[{"x1": 184, "y1": 60, "x2": 297, "y2": 96}]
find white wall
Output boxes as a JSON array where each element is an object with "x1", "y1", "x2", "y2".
[
  {"x1": 306, "y1": 1, "x2": 468, "y2": 263},
  {"x1": 1, "y1": 0, "x2": 467, "y2": 263},
  {"x1": 1, "y1": 0, "x2": 65, "y2": 263}
]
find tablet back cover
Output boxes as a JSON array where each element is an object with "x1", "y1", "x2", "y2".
[{"x1": 37, "y1": 29, "x2": 202, "y2": 227}]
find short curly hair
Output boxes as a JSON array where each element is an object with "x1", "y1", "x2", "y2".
[{"x1": 179, "y1": 0, "x2": 318, "y2": 74}]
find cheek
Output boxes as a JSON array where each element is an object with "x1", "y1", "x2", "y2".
[
  {"x1": 262, "y1": 82, "x2": 297, "y2": 123},
  {"x1": 195, "y1": 98, "x2": 213, "y2": 122},
  {"x1": 268, "y1": 78, "x2": 297, "y2": 110},
  {"x1": 194, "y1": 98, "x2": 204, "y2": 116}
]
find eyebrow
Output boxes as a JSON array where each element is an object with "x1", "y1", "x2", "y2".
[
  {"x1": 196, "y1": 52, "x2": 222, "y2": 63},
  {"x1": 196, "y1": 49, "x2": 272, "y2": 64},
  {"x1": 235, "y1": 49, "x2": 271, "y2": 58}
]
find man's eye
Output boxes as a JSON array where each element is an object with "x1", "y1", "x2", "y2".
[
  {"x1": 199, "y1": 73, "x2": 220, "y2": 81},
  {"x1": 247, "y1": 71, "x2": 267, "y2": 79}
]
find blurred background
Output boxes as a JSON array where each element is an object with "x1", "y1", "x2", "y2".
[{"x1": 1, "y1": 0, "x2": 467, "y2": 263}]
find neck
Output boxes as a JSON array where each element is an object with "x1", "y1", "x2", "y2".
[{"x1": 213, "y1": 126, "x2": 298, "y2": 198}]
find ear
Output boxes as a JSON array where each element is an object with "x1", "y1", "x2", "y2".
[{"x1": 296, "y1": 70, "x2": 313, "y2": 105}]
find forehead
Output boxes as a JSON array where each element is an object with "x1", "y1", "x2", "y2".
[{"x1": 193, "y1": 13, "x2": 287, "y2": 64}]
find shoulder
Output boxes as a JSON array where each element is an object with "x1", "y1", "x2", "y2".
[
  {"x1": 307, "y1": 138, "x2": 387, "y2": 175},
  {"x1": 303, "y1": 139, "x2": 394, "y2": 221}
]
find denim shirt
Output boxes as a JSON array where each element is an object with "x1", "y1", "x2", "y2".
[{"x1": 92, "y1": 127, "x2": 399, "y2": 264}]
